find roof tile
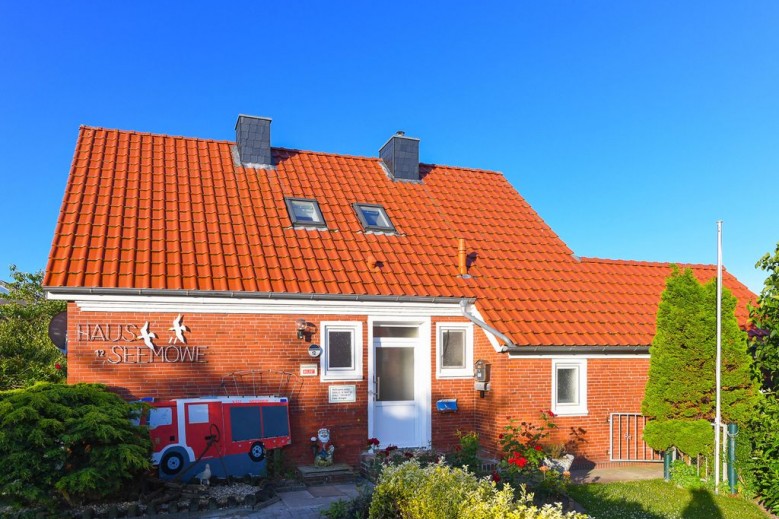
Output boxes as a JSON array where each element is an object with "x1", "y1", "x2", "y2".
[{"x1": 45, "y1": 126, "x2": 756, "y2": 346}]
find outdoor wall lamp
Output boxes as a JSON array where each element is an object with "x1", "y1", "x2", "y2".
[{"x1": 295, "y1": 319, "x2": 308, "y2": 339}]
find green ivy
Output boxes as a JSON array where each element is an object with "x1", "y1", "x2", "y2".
[{"x1": 0, "y1": 383, "x2": 152, "y2": 509}]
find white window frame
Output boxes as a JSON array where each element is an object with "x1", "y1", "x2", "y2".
[
  {"x1": 551, "y1": 358, "x2": 588, "y2": 416},
  {"x1": 436, "y1": 322, "x2": 474, "y2": 379},
  {"x1": 320, "y1": 321, "x2": 363, "y2": 381}
]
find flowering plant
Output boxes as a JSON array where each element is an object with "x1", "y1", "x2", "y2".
[
  {"x1": 498, "y1": 409, "x2": 557, "y2": 473},
  {"x1": 367, "y1": 437, "x2": 380, "y2": 447}
]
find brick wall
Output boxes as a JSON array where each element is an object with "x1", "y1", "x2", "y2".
[{"x1": 66, "y1": 303, "x2": 649, "y2": 468}]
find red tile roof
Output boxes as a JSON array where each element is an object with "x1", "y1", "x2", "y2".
[{"x1": 45, "y1": 126, "x2": 755, "y2": 346}]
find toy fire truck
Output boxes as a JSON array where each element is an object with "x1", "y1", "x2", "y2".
[{"x1": 143, "y1": 396, "x2": 291, "y2": 481}]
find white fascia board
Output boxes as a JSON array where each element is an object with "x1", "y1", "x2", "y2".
[{"x1": 61, "y1": 293, "x2": 465, "y2": 316}]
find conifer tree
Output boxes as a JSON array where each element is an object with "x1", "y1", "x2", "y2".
[{"x1": 642, "y1": 267, "x2": 759, "y2": 456}]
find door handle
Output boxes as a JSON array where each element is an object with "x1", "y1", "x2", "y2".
[{"x1": 376, "y1": 377, "x2": 381, "y2": 401}]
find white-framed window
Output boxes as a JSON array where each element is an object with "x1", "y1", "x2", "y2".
[
  {"x1": 551, "y1": 359, "x2": 588, "y2": 416},
  {"x1": 436, "y1": 323, "x2": 474, "y2": 378},
  {"x1": 321, "y1": 321, "x2": 363, "y2": 381}
]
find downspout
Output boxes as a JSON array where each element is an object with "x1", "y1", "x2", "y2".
[{"x1": 459, "y1": 300, "x2": 512, "y2": 353}]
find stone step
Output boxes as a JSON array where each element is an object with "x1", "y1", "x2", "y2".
[{"x1": 297, "y1": 463, "x2": 356, "y2": 485}]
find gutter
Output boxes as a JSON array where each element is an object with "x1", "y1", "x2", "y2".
[
  {"x1": 504, "y1": 345, "x2": 650, "y2": 355},
  {"x1": 44, "y1": 286, "x2": 474, "y2": 306}
]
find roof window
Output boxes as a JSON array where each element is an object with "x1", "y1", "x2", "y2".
[
  {"x1": 353, "y1": 203, "x2": 395, "y2": 233},
  {"x1": 285, "y1": 198, "x2": 326, "y2": 228}
]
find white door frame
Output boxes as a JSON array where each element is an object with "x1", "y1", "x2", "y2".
[{"x1": 367, "y1": 315, "x2": 431, "y2": 448}]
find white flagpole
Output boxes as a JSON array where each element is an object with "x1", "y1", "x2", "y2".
[{"x1": 714, "y1": 220, "x2": 723, "y2": 494}]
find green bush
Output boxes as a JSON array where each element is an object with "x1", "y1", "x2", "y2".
[
  {"x1": 643, "y1": 419, "x2": 713, "y2": 458},
  {"x1": 745, "y1": 395, "x2": 779, "y2": 512},
  {"x1": 448, "y1": 430, "x2": 481, "y2": 473},
  {"x1": 368, "y1": 459, "x2": 587, "y2": 519},
  {"x1": 0, "y1": 383, "x2": 152, "y2": 509}
]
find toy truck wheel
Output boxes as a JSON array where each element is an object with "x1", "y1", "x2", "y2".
[
  {"x1": 161, "y1": 451, "x2": 184, "y2": 475},
  {"x1": 249, "y1": 442, "x2": 265, "y2": 462}
]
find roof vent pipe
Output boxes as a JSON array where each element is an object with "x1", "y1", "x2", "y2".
[{"x1": 458, "y1": 239, "x2": 469, "y2": 277}]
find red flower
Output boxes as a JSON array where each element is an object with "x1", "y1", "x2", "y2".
[
  {"x1": 498, "y1": 433, "x2": 504, "y2": 439},
  {"x1": 507, "y1": 452, "x2": 528, "y2": 468},
  {"x1": 455, "y1": 445, "x2": 462, "y2": 452},
  {"x1": 547, "y1": 409, "x2": 557, "y2": 417},
  {"x1": 55, "y1": 363, "x2": 62, "y2": 370},
  {"x1": 491, "y1": 471, "x2": 501, "y2": 482},
  {"x1": 534, "y1": 445, "x2": 542, "y2": 451}
]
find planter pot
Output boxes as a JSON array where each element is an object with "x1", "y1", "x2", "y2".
[{"x1": 543, "y1": 454, "x2": 574, "y2": 473}]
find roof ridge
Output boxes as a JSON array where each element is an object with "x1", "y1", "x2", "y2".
[
  {"x1": 580, "y1": 256, "x2": 721, "y2": 270},
  {"x1": 78, "y1": 126, "x2": 504, "y2": 175},
  {"x1": 79, "y1": 125, "x2": 234, "y2": 144}
]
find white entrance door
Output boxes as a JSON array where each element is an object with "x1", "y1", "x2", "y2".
[{"x1": 369, "y1": 322, "x2": 430, "y2": 448}]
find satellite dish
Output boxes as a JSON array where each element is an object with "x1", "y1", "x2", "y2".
[{"x1": 48, "y1": 311, "x2": 67, "y2": 354}]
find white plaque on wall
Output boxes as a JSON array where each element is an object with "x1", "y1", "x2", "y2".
[
  {"x1": 328, "y1": 384, "x2": 357, "y2": 403},
  {"x1": 300, "y1": 364, "x2": 318, "y2": 377}
]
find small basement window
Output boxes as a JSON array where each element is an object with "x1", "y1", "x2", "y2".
[
  {"x1": 285, "y1": 198, "x2": 326, "y2": 228},
  {"x1": 353, "y1": 203, "x2": 395, "y2": 232}
]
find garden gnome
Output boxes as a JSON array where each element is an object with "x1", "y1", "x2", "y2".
[{"x1": 313, "y1": 428, "x2": 335, "y2": 467}]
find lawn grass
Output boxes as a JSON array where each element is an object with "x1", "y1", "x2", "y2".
[{"x1": 567, "y1": 479, "x2": 768, "y2": 519}]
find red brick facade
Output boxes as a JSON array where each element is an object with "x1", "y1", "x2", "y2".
[{"x1": 67, "y1": 303, "x2": 649, "y2": 467}]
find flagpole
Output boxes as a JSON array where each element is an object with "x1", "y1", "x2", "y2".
[{"x1": 714, "y1": 220, "x2": 723, "y2": 494}]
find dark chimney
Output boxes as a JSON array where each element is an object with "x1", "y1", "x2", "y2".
[
  {"x1": 235, "y1": 115, "x2": 272, "y2": 166},
  {"x1": 380, "y1": 131, "x2": 420, "y2": 181}
]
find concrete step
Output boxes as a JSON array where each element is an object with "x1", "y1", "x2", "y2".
[{"x1": 297, "y1": 463, "x2": 355, "y2": 485}]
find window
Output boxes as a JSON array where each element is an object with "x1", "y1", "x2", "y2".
[
  {"x1": 148, "y1": 407, "x2": 172, "y2": 430},
  {"x1": 552, "y1": 359, "x2": 588, "y2": 416},
  {"x1": 321, "y1": 321, "x2": 363, "y2": 380},
  {"x1": 187, "y1": 403, "x2": 209, "y2": 424},
  {"x1": 436, "y1": 323, "x2": 474, "y2": 378},
  {"x1": 353, "y1": 203, "x2": 395, "y2": 232},
  {"x1": 285, "y1": 197, "x2": 326, "y2": 228}
]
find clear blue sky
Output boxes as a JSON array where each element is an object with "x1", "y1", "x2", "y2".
[{"x1": 1, "y1": 1, "x2": 777, "y2": 294}]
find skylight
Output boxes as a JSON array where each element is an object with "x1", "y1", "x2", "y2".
[
  {"x1": 285, "y1": 198, "x2": 326, "y2": 228},
  {"x1": 353, "y1": 203, "x2": 395, "y2": 233}
]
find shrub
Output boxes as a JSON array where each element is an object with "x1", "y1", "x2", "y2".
[
  {"x1": 322, "y1": 484, "x2": 373, "y2": 519},
  {"x1": 669, "y1": 460, "x2": 711, "y2": 490},
  {"x1": 368, "y1": 459, "x2": 587, "y2": 519},
  {"x1": 643, "y1": 419, "x2": 713, "y2": 458},
  {"x1": 448, "y1": 430, "x2": 481, "y2": 473},
  {"x1": 0, "y1": 383, "x2": 152, "y2": 509}
]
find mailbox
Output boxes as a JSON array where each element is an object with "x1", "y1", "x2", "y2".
[
  {"x1": 474, "y1": 360, "x2": 491, "y2": 398},
  {"x1": 474, "y1": 360, "x2": 491, "y2": 383}
]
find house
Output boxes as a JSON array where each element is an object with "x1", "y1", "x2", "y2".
[{"x1": 44, "y1": 115, "x2": 754, "y2": 468}]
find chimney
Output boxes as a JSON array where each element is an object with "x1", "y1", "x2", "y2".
[
  {"x1": 235, "y1": 115, "x2": 272, "y2": 167},
  {"x1": 380, "y1": 131, "x2": 420, "y2": 181}
]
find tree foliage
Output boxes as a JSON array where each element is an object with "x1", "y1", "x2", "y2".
[
  {"x1": 642, "y1": 267, "x2": 759, "y2": 457},
  {"x1": 0, "y1": 265, "x2": 66, "y2": 390},
  {"x1": 0, "y1": 383, "x2": 152, "y2": 509},
  {"x1": 746, "y1": 243, "x2": 779, "y2": 512}
]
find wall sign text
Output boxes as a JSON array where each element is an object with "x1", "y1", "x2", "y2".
[{"x1": 82, "y1": 315, "x2": 207, "y2": 364}]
